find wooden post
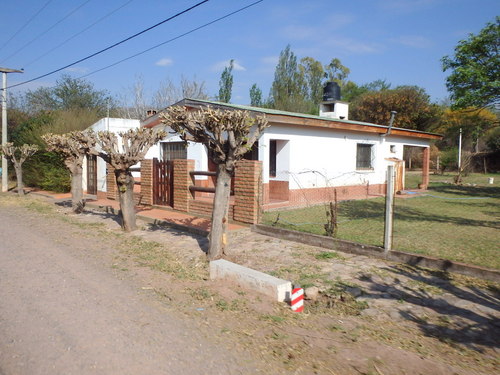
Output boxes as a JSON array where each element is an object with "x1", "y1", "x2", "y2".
[{"x1": 384, "y1": 165, "x2": 395, "y2": 255}]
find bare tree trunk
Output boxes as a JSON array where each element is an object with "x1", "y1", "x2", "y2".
[
  {"x1": 208, "y1": 164, "x2": 232, "y2": 260},
  {"x1": 14, "y1": 163, "x2": 24, "y2": 197},
  {"x1": 70, "y1": 165, "x2": 85, "y2": 213},
  {"x1": 116, "y1": 169, "x2": 137, "y2": 232}
]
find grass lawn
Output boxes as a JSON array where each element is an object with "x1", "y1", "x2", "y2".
[{"x1": 262, "y1": 173, "x2": 500, "y2": 269}]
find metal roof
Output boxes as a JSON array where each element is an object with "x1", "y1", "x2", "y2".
[{"x1": 143, "y1": 98, "x2": 442, "y2": 140}]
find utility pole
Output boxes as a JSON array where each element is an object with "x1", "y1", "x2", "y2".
[{"x1": 1, "y1": 67, "x2": 23, "y2": 192}]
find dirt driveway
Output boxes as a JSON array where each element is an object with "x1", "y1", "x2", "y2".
[{"x1": 1, "y1": 194, "x2": 498, "y2": 375}]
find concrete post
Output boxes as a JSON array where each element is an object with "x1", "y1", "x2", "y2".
[{"x1": 384, "y1": 165, "x2": 395, "y2": 255}]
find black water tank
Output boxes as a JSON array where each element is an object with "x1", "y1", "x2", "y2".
[{"x1": 323, "y1": 81, "x2": 341, "y2": 101}]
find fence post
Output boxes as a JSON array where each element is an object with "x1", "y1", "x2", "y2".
[{"x1": 384, "y1": 165, "x2": 395, "y2": 255}]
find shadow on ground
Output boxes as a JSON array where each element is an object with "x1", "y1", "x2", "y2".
[{"x1": 357, "y1": 265, "x2": 500, "y2": 352}]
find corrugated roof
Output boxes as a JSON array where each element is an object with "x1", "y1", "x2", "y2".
[{"x1": 177, "y1": 98, "x2": 442, "y2": 138}]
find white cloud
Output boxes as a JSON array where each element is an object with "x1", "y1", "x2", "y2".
[
  {"x1": 261, "y1": 56, "x2": 279, "y2": 65},
  {"x1": 211, "y1": 60, "x2": 246, "y2": 72},
  {"x1": 324, "y1": 36, "x2": 381, "y2": 54},
  {"x1": 392, "y1": 35, "x2": 433, "y2": 48},
  {"x1": 280, "y1": 24, "x2": 317, "y2": 40},
  {"x1": 155, "y1": 58, "x2": 173, "y2": 67},
  {"x1": 64, "y1": 66, "x2": 89, "y2": 74}
]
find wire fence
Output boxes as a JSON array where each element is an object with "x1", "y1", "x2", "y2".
[{"x1": 262, "y1": 171, "x2": 500, "y2": 269}]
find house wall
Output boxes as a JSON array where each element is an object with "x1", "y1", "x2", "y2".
[
  {"x1": 257, "y1": 123, "x2": 429, "y2": 205},
  {"x1": 83, "y1": 118, "x2": 140, "y2": 195}
]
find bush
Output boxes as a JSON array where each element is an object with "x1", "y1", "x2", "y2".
[
  {"x1": 440, "y1": 148, "x2": 458, "y2": 173},
  {"x1": 22, "y1": 151, "x2": 70, "y2": 192}
]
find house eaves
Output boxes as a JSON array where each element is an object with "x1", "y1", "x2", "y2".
[{"x1": 142, "y1": 98, "x2": 443, "y2": 140}]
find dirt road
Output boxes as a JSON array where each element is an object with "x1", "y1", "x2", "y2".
[{"x1": 0, "y1": 204, "x2": 257, "y2": 375}]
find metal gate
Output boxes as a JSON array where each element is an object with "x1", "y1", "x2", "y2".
[
  {"x1": 153, "y1": 158, "x2": 173, "y2": 206},
  {"x1": 87, "y1": 155, "x2": 97, "y2": 195}
]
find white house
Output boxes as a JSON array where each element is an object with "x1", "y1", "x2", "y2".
[
  {"x1": 143, "y1": 96, "x2": 441, "y2": 209},
  {"x1": 82, "y1": 117, "x2": 141, "y2": 197}
]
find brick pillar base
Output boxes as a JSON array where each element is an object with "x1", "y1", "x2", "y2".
[
  {"x1": 172, "y1": 159, "x2": 194, "y2": 212},
  {"x1": 141, "y1": 159, "x2": 153, "y2": 205},
  {"x1": 419, "y1": 147, "x2": 430, "y2": 190},
  {"x1": 233, "y1": 160, "x2": 263, "y2": 224}
]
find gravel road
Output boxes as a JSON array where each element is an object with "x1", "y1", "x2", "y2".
[{"x1": 0, "y1": 204, "x2": 257, "y2": 375}]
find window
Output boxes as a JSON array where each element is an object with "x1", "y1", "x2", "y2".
[
  {"x1": 356, "y1": 144, "x2": 373, "y2": 169},
  {"x1": 162, "y1": 142, "x2": 187, "y2": 161},
  {"x1": 269, "y1": 140, "x2": 277, "y2": 177}
]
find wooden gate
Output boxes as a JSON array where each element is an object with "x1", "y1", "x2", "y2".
[
  {"x1": 87, "y1": 155, "x2": 97, "y2": 195},
  {"x1": 394, "y1": 160, "x2": 405, "y2": 193},
  {"x1": 153, "y1": 158, "x2": 173, "y2": 206}
]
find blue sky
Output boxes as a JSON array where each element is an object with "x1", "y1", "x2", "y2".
[{"x1": 1, "y1": 0, "x2": 498, "y2": 107}]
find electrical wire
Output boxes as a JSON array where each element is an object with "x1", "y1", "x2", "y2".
[
  {"x1": 23, "y1": 0, "x2": 136, "y2": 69},
  {"x1": 1, "y1": 0, "x2": 93, "y2": 64},
  {"x1": 7, "y1": 0, "x2": 210, "y2": 90},
  {"x1": 77, "y1": 0, "x2": 264, "y2": 80},
  {"x1": 0, "y1": 0, "x2": 54, "y2": 54}
]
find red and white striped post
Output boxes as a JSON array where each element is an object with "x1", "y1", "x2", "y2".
[{"x1": 290, "y1": 287, "x2": 304, "y2": 312}]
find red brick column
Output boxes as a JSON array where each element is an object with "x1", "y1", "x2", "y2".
[
  {"x1": 172, "y1": 159, "x2": 194, "y2": 212},
  {"x1": 233, "y1": 160, "x2": 263, "y2": 224},
  {"x1": 106, "y1": 163, "x2": 118, "y2": 200},
  {"x1": 140, "y1": 159, "x2": 153, "y2": 206},
  {"x1": 419, "y1": 147, "x2": 430, "y2": 190}
]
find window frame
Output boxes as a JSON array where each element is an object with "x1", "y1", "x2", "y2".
[
  {"x1": 356, "y1": 143, "x2": 374, "y2": 170},
  {"x1": 161, "y1": 141, "x2": 187, "y2": 161}
]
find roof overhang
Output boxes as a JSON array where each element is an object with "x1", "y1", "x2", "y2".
[{"x1": 142, "y1": 98, "x2": 443, "y2": 140}]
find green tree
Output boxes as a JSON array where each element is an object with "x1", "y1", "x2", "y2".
[
  {"x1": 299, "y1": 56, "x2": 324, "y2": 108},
  {"x1": 249, "y1": 83, "x2": 263, "y2": 107},
  {"x1": 218, "y1": 60, "x2": 234, "y2": 103},
  {"x1": 350, "y1": 86, "x2": 442, "y2": 131},
  {"x1": 435, "y1": 107, "x2": 498, "y2": 152},
  {"x1": 342, "y1": 79, "x2": 391, "y2": 102},
  {"x1": 442, "y1": 17, "x2": 500, "y2": 109},
  {"x1": 269, "y1": 45, "x2": 309, "y2": 113},
  {"x1": 25, "y1": 74, "x2": 114, "y2": 115},
  {"x1": 324, "y1": 58, "x2": 350, "y2": 87}
]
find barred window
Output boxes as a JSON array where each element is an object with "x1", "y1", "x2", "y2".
[
  {"x1": 356, "y1": 144, "x2": 373, "y2": 169},
  {"x1": 162, "y1": 142, "x2": 187, "y2": 161}
]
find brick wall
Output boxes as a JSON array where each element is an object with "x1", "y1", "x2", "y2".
[
  {"x1": 189, "y1": 199, "x2": 235, "y2": 218},
  {"x1": 140, "y1": 159, "x2": 153, "y2": 205},
  {"x1": 172, "y1": 159, "x2": 194, "y2": 212},
  {"x1": 233, "y1": 160, "x2": 263, "y2": 224},
  {"x1": 262, "y1": 182, "x2": 385, "y2": 209}
]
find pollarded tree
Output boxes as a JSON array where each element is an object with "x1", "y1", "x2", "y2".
[
  {"x1": 42, "y1": 131, "x2": 97, "y2": 213},
  {"x1": 160, "y1": 106, "x2": 269, "y2": 260},
  {"x1": 1, "y1": 142, "x2": 38, "y2": 196},
  {"x1": 95, "y1": 128, "x2": 166, "y2": 232}
]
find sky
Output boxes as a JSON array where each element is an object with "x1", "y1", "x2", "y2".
[{"x1": 0, "y1": 0, "x2": 498, "y2": 108}]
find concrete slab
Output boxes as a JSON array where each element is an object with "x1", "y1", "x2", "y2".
[{"x1": 210, "y1": 259, "x2": 292, "y2": 302}]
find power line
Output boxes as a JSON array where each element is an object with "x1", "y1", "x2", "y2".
[
  {"x1": 78, "y1": 0, "x2": 264, "y2": 80},
  {"x1": 7, "y1": 0, "x2": 210, "y2": 90},
  {"x1": 0, "y1": 0, "x2": 54, "y2": 54},
  {"x1": 23, "y1": 0, "x2": 136, "y2": 69},
  {"x1": 1, "y1": 0, "x2": 93, "y2": 64}
]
